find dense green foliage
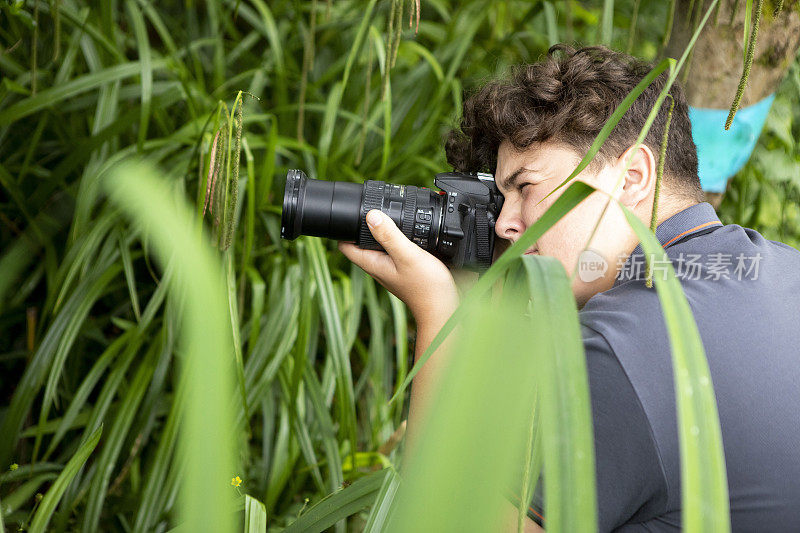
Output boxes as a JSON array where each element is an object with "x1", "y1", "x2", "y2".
[{"x1": 0, "y1": 0, "x2": 797, "y2": 531}]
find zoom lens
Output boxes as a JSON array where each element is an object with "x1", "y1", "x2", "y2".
[
  {"x1": 281, "y1": 169, "x2": 365, "y2": 241},
  {"x1": 280, "y1": 170, "x2": 443, "y2": 253}
]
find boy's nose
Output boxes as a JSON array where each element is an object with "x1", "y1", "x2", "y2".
[{"x1": 494, "y1": 208, "x2": 523, "y2": 241}]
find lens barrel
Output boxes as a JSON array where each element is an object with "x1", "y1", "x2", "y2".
[{"x1": 281, "y1": 169, "x2": 364, "y2": 241}]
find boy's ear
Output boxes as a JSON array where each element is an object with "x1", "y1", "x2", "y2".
[{"x1": 615, "y1": 144, "x2": 657, "y2": 208}]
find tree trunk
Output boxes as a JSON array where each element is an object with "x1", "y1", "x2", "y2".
[{"x1": 664, "y1": 0, "x2": 800, "y2": 206}]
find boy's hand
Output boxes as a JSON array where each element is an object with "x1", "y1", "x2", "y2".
[{"x1": 337, "y1": 209, "x2": 460, "y2": 322}]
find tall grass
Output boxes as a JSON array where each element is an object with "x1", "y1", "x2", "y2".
[{"x1": 0, "y1": 0, "x2": 797, "y2": 531}]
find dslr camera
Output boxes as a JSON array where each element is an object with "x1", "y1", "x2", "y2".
[{"x1": 280, "y1": 170, "x2": 505, "y2": 271}]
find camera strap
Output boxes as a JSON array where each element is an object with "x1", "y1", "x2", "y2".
[{"x1": 475, "y1": 205, "x2": 491, "y2": 268}]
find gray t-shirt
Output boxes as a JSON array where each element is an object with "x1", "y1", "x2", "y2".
[{"x1": 528, "y1": 202, "x2": 800, "y2": 531}]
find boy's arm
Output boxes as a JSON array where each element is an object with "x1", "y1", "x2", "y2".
[
  {"x1": 409, "y1": 307, "x2": 545, "y2": 533},
  {"x1": 338, "y1": 208, "x2": 543, "y2": 532},
  {"x1": 404, "y1": 303, "x2": 459, "y2": 456},
  {"x1": 337, "y1": 208, "x2": 462, "y2": 453}
]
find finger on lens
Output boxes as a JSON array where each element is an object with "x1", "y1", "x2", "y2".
[{"x1": 339, "y1": 242, "x2": 386, "y2": 266}]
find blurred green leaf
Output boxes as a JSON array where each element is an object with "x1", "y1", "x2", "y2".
[{"x1": 104, "y1": 160, "x2": 237, "y2": 533}]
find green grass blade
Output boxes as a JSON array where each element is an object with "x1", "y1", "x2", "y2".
[
  {"x1": 242, "y1": 270, "x2": 301, "y2": 421},
  {"x1": 0, "y1": 60, "x2": 165, "y2": 125},
  {"x1": 318, "y1": 81, "x2": 344, "y2": 179},
  {"x1": 388, "y1": 293, "x2": 408, "y2": 419},
  {"x1": 621, "y1": 207, "x2": 730, "y2": 531},
  {"x1": 225, "y1": 248, "x2": 251, "y2": 433},
  {"x1": 82, "y1": 344, "x2": 160, "y2": 533},
  {"x1": 291, "y1": 249, "x2": 315, "y2": 403},
  {"x1": 518, "y1": 255, "x2": 596, "y2": 531},
  {"x1": 258, "y1": 115, "x2": 277, "y2": 209},
  {"x1": 118, "y1": 230, "x2": 142, "y2": 321},
  {"x1": 28, "y1": 425, "x2": 103, "y2": 533},
  {"x1": 543, "y1": 1, "x2": 558, "y2": 47},
  {"x1": 362, "y1": 467, "x2": 400, "y2": 533},
  {"x1": 402, "y1": 41, "x2": 444, "y2": 81},
  {"x1": 49, "y1": 211, "x2": 118, "y2": 315},
  {"x1": 743, "y1": 0, "x2": 753, "y2": 63},
  {"x1": 245, "y1": 0, "x2": 287, "y2": 107},
  {"x1": 600, "y1": 0, "x2": 614, "y2": 44},
  {"x1": 43, "y1": 330, "x2": 133, "y2": 459},
  {"x1": 379, "y1": 76, "x2": 391, "y2": 180},
  {"x1": 245, "y1": 267, "x2": 266, "y2": 357},
  {"x1": 124, "y1": 0, "x2": 152, "y2": 151},
  {"x1": 303, "y1": 356, "x2": 344, "y2": 493},
  {"x1": 238, "y1": 137, "x2": 256, "y2": 308},
  {"x1": 277, "y1": 369, "x2": 326, "y2": 494},
  {"x1": 133, "y1": 377, "x2": 186, "y2": 533},
  {"x1": 244, "y1": 495, "x2": 267, "y2": 533},
  {"x1": 341, "y1": 0, "x2": 378, "y2": 90},
  {"x1": 384, "y1": 255, "x2": 591, "y2": 532},
  {"x1": 304, "y1": 238, "x2": 357, "y2": 456},
  {"x1": 47, "y1": 1, "x2": 126, "y2": 63},
  {"x1": 265, "y1": 403, "x2": 295, "y2": 513},
  {"x1": 283, "y1": 469, "x2": 389, "y2": 533}
]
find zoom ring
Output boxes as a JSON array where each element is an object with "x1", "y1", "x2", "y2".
[
  {"x1": 475, "y1": 206, "x2": 491, "y2": 269},
  {"x1": 358, "y1": 181, "x2": 386, "y2": 250},
  {"x1": 401, "y1": 186, "x2": 418, "y2": 238}
]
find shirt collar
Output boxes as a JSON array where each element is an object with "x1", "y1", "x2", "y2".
[{"x1": 613, "y1": 202, "x2": 723, "y2": 287}]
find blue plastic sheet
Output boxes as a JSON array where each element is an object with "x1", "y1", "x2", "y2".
[{"x1": 688, "y1": 93, "x2": 775, "y2": 192}]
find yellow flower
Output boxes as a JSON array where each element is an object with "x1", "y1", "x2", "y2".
[
  {"x1": 9, "y1": 463, "x2": 18, "y2": 471},
  {"x1": 231, "y1": 475, "x2": 242, "y2": 487}
]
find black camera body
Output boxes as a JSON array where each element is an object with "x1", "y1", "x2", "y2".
[{"x1": 281, "y1": 170, "x2": 505, "y2": 271}]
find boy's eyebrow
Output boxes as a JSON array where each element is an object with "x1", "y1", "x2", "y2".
[{"x1": 498, "y1": 166, "x2": 537, "y2": 192}]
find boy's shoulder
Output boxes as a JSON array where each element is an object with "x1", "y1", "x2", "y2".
[{"x1": 575, "y1": 214, "x2": 800, "y2": 530}]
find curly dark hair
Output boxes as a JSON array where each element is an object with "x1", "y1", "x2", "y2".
[{"x1": 445, "y1": 44, "x2": 704, "y2": 202}]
